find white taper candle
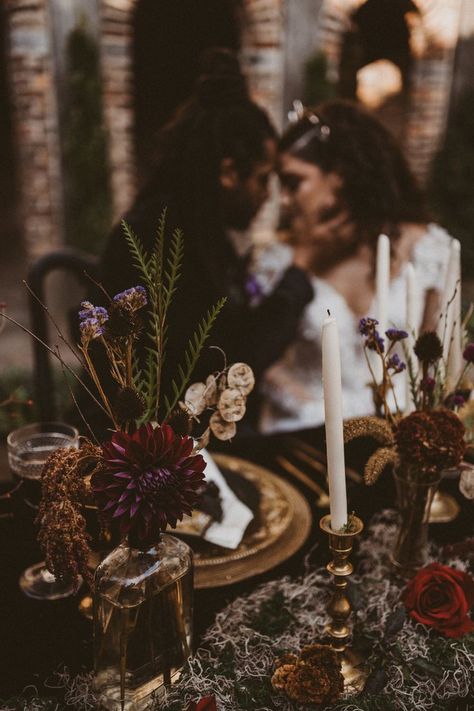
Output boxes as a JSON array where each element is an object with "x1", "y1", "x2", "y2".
[
  {"x1": 405, "y1": 262, "x2": 417, "y2": 414},
  {"x1": 322, "y1": 311, "x2": 348, "y2": 531},
  {"x1": 443, "y1": 240, "x2": 462, "y2": 390},
  {"x1": 376, "y1": 234, "x2": 390, "y2": 336},
  {"x1": 373, "y1": 234, "x2": 390, "y2": 383}
]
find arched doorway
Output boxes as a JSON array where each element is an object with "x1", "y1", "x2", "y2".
[
  {"x1": 132, "y1": 0, "x2": 241, "y2": 183},
  {"x1": 318, "y1": 0, "x2": 463, "y2": 182},
  {"x1": 338, "y1": 0, "x2": 418, "y2": 139}
]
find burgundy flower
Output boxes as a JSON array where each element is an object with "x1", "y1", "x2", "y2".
[
  {"x1": 396, "y1": 409, "x2": 465, "y2": 475},
  {"x1": 421, "y1": 376, "x2": 436, "y2": 394},
  {"x1": 91, "y1": 423, "x2": 206, "y2": 541},
  {"x1": 463, "y1": 343, "x2": 474, "y2": 364},
  {"x1": 402, "y1": 563, "x2": 474, "y2": 638}
]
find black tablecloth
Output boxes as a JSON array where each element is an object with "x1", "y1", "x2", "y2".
[{"x1": 0, "y1": 429, "x2": 472, "y2": 701}]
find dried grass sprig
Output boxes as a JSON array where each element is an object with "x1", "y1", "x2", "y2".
[
  {"x1": 364, "y1": 447, "x2": 399, "y2": 485},
  {"x1": 343, "y1": 416, "x2": 395, "y2": 447},
  {"x1": 344, "y1": 416, "x2": 397, "y2": 484}
]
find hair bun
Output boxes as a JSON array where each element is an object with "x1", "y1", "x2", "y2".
[{"x1": 195, "y1": 47, "x2": 249, "y2": 108}]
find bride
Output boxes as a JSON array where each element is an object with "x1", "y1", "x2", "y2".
[{"x1": 256, "y1": 100, "x2": 456, "y2": 434}]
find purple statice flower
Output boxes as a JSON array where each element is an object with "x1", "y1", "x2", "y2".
[
  {"x1": 463, "y1": 343, "x2": 474, "y2": 364},
  {"x1": 387, "y1": 353, "x2": 406, "y2": 373},
  {"x1": 359, "y1": 317, "x2": 379, "y2": 336},
  {"x1": 79, "y1": 301, "x2": 95, "y2": 320},
  {"x1": 421, "y1": 376, "x2": 436, "y2": 394},
  {"x1": 113, "y1": 286, "x2": 147, "y2": 312},
  {"x1": 385, "y1": 328, "x2": 408, "y2": 342},
  {"x1": 79, "y1": 317, "x2": 104, "y2": 343},
  {"x1": 79, "y1": 301, "x2": 108, "y2": 328},
  {"x1": 366, "y1": 330, "x2": 385, "y2": 354}
]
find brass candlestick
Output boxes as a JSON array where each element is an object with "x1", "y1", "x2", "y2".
[{"x1": 320, "y1": 513, "x2": 367, "y2": 692}]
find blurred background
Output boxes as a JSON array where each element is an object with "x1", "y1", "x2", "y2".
[{"x1": 1, "y1": 0, "x2": 473, "y2": 434}]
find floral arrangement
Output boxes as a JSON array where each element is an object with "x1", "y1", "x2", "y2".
[
  {"x1": 402, "y1": 563, "x2": 474, "y2": 638},
  {"x1": 344, "y1": 320, "x2": 470, "y2": 483},
  {"x1": 33, "y1": 216, "x2": 254, "y2": 585}
]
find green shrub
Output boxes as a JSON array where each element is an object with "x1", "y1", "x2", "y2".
[
  {"x1": 62, "y1": 25, "x2": 112, "y2": 254},
  {"x1": 304, "y1": 52, "x2": 337, "y2": 107}
]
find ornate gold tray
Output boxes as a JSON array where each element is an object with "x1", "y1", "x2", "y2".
[{"x1": 192, "y1": 454, "x2": 312, "y2": 588}]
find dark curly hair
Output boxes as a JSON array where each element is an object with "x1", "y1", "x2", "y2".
[
  {"x1": 279, "y1": 100, "x2": 429, "y2": 250},
  {"x1": 134, "y1": 48, "x2": 276, "y2": 289}
]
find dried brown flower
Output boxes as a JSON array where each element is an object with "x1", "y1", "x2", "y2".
[
  {"x1": 167, "y1": 406, "x2": 193, "y2": 436},
  {"x1": 114, "y1": 386, "x2": 146, "y2": 423},
  {"x1": 36, "y1": 447, "x2": 96, "y2": 587},
  {"x1": 104, "y1": 301, "x2": 142, "y2": 339},
  {"x1": 396, "y1": 409, "x2": 466, "y2": 475},
  {"x1": 271, "y1": 644, "x2": 343, "y2": 706},
  {"x1": 414, "y1": 332, "x2": 443, "y2": 363}
]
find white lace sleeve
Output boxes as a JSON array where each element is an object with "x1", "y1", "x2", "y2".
[{"x1": 412, "y1": 223, "x2": 456, "y2": 293}]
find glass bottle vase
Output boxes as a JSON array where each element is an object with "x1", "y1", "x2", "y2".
[
  {"x1": 93, "y1": 533, "x2": 193, "y2": 711},
  {"x1": 390, "y1": 466, "x2": 442, "y2": 578}
]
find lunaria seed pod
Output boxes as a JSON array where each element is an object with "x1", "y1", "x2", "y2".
[
  {"x1": 227, "y1": 362, "x2": 255, "y2": 395},
  {"x1": 184, "y1": 382, "x2": 207, "y2": 416},
  {"x1": 218, "y1": 388, "x2": 246, "y2": 422},
  {"x1": 209, "y1": 411, "x2": 236, "y2": 440},
  {"x1": 204, "y1": 374, "x2": 218, "y2": 407}
]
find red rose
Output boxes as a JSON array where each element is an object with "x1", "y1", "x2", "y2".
[
  {"x1": 187, "y1": 696, "x2": 217, "y2": 711},
  {"x1": 402, "y1": 563, "x2": 474, "y2": 638}
]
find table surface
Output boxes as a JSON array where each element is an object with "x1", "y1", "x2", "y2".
[{"x1": 0, "y1": 429, "x2": 472, "y2": 703}]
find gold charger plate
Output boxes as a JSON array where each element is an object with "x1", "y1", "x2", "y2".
[{"x1": 193, "y1": 453, "x2": 312, "y2": 589}]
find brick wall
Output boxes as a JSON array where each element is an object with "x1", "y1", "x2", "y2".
[{"x1": 6, "y1": 0, "x2": 63, "y2": 260}]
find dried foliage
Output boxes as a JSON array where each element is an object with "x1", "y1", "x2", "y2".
[
  {"x1": 184, "y1": 362, "x2": 254, "y2": 442},
  {"x1": 272, "y1": 644, "x2": 343, "y2": 705},
  {"x1": 364, "y1": 447, "x2": 399, "y2": 485},
  {"x1": 344, "y1": 416, "x2": 395, "y2": 447},
  {"x1": 396, "y1": 409, "x2": 466, "y2": 475},
  {"x1": 36, "y1": 445, "x2": 102, "y2": 587}
]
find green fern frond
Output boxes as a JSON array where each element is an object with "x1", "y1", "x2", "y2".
[
  {"x1": 164, "y1": 297, "x2": 227, "y2": 419},
  {"x1": 163, "y1": 228, "x2": 184, "y2": 313},
  {"x1": 152, "y1": 208, "x2": 167, "y2": 293},
  {"x1": 122, "y1": 220, "x2": 154, "y2": 287},
  {"x1": 140, "y1": 347, "x2": 158, "y2": 421}
]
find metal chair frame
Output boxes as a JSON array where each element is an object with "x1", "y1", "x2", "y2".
[{"x1": 27, "y1": 248, "x2": 99, "y2": 421}]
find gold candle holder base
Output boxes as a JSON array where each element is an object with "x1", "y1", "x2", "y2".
[
  {"x1": 320, "y1": 514, "x2": 367, "y2": 693},
  {"x1": 429, "y1": 491, "x2": 460, "y2": 524}
]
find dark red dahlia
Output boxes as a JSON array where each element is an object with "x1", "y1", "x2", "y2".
[{"x1": 91, "y1": 423, "x2": 206, "y2": 541}]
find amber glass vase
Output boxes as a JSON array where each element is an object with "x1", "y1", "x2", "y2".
[
  {"x1": 391, "y1": 466, "x2": 442, "y2": 577},
  {"x1": 93, "y1": 533, "x2": 193, "y2": 711}
]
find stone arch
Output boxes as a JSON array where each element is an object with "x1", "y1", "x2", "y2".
[
  {"x1": 317, "y1": 0, "x2": 463, "y2": 182},
  {"x1": 99, "y1": 0, "x2": 285, "y2": 220}
]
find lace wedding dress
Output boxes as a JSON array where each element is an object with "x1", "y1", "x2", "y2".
[{"x1": 254, "y1": 224, "x2": 455, "y2": 434}]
